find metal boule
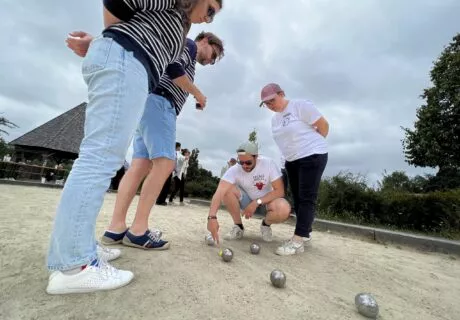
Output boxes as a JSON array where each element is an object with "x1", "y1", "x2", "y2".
[
  {"x1": 250, "y1": 243, "x2": 260, "y2": 254},
  {"x1": 205, "y1": 234, "x2": 215, "y2": 246},
  {"x1": 220, "y1": 248, "x2": 233, "y2": 262},
  {"x1": 355, "y1": 293, "x2": 379, "y2": 318},
  {"x1": 270, "y1": 269, "x2": 286, "y2": 288}
]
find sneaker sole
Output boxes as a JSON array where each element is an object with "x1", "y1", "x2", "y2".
[
  {"x1": 122, "y1": 237, "x2": 170, "y2": 250},
  {"x1": 100, "y1": 236, "x2": 123, "y2": 246},
  {"x1": 275, "y1": 246, "x2": 305, "y2": 256},
  {"x1": 46, "y1": 275, "x2": 134, "y2": 295}
]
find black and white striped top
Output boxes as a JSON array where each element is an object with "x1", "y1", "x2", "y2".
[
  {"x1": 155, "y1": 39, "x2": 197, "y2": 115},
  {"x1": 103, "y1": 0, "x2": 185, "y2": 90}
]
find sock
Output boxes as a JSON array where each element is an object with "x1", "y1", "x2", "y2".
[
  {"x1": 62, "y1": 267, "x2": 83, "y2": 275},
  {"x1": 63, "y1": 259, "x2": 98, "y2": 275},
  {"x1": 262, "y1": 219, "x2": 271, "y2": 227},
  {"x1": 236, "y1": 223, "x2": 244, "y2": 230}
]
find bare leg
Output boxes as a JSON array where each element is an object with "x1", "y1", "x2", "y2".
[
  {"x1": 129, "y1": 157, "x2": 174, "y2": 235},
  {"x1": 107, "y1": 158, "x2": 151, "y2": 232},
  {"x1": 265, "y1": 198, "x2": 291, "y2": 225},
  {"x1": 222, "y1": 185, "x2": 243, "y2": 224}
]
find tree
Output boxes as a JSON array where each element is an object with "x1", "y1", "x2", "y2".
[
  {"x1": 183, "y1": 148, "x2": 219, "y2": 199},
  {"x1": 378, "y1": 170, "x2": 412, "y2": 192},
  {"x1": 0, "y1": 115, "x2": 18, "y2": 159},
  {"x1": 186, "y1": 148, "x2": 200, "y2": 181},
  {"x1": 248, "y1": 128, "x2": 257, "y2": 143},
  {"x1": 402, "y1": 33, "x2": 460, "y2": 171},
  {"x1": 0, "y1": 116, "x2": 18, "y2": 136}
]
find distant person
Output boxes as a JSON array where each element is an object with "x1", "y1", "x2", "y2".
[
  {"x1": 220, "y1": 157, "x2": 237, "y2": 177},
  {"x1": 169, "y1": 149, "x2": 191, "y2": 205},
  {"x1": 259, "y1": 83, "x2": 329, "y2": 256},
  {"x1": 157, "y1": 142, "x2": 182, "y2": 206}
]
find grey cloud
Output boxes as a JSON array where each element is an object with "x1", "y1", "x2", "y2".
[{"x1": 1, "y1": 0, "x2": 456, "y2": 185}]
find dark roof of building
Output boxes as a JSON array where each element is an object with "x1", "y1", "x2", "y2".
[{"x1": 9, "y1": 103, "x2": 86, "y2": 157}]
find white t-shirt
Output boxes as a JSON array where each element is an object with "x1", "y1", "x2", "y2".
[
  {"x1": 221, "y1": 156, "x2": 282, "y2": 200},
  {"x1": 271, "y1": 99, "x2": 328, "y2": 162}
]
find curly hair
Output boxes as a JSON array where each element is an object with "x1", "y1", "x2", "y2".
[{"x1": 194, "y1": 31, "x2": 225, "y2": 60}]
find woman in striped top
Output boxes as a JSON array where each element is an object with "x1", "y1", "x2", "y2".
[{"x1": 46, "y1": 0, "x2": 223, "y2": 295}]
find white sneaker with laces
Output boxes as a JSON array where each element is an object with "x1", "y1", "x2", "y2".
[
  {"x1": 223, "y1": 225, "x2": 244, "y2": 240},
  {"x1": 97, "y1": 245, "x2": 121, "y2": 261},
  {"x1": 275, "y1": 239, "x2": 304, "y2": 256},
  {"x1": 46, "y1": 258, "x2": 134, "y2": 294},
  {"x1": 260, "y1": 225, "x2": 273, "y2": 242}
]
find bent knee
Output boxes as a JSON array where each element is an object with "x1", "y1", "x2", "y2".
[{"x1": 273, "y1": 198, "x2": 291, "y2": 217}]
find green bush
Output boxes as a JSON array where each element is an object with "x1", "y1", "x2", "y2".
[
  {"x1": 185, "y1": 180, "x2": 218, "y2": 199},
  {"x1": 378, "y1": 190, "x2": 460, "y2": 234},
  {"x1": 317, "y1": 172, "x2": 460, "y2": 237},
  {"x1": 318, "y1": 172, "x2": 382, "y2": 223}
]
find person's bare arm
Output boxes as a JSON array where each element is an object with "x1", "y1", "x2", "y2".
[
  {"x1": 172, "y1": 76, "x2": 207, "y2": 109},
  {"x1": 207, "y1": 180, "x2": 233, "y2": 244},
  {"x1": 241, "y1": 178, "x2": 285, "y2": 219},
  {"x1": 208, "y1": 180, "x2": 233, "y2": 218},
  {"x1": 313, "y1": 117, "x2": 329, "y2": 138}
]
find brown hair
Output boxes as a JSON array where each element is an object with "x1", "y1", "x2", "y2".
[
  {"x1": 176, "y1": 0, "x2": 224, "y2": 52},
  {"x1": 195, "y1": 31, "x2": 225, "y2": 60}
]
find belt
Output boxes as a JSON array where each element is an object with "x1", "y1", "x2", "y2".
[
  {"x1": 154, "y1": 89, "x2": 174, "y2": 103},
  {"x1": 153, "y1": 89, "x2": 179, "y2": 114}
]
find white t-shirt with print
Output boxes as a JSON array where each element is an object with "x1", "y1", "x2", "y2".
[
  {"x1": 271, "y1": 99, "x2": 328, "y2": 162},
  {"x1": 221, "y1": 156, "x2": 282, "y2": 200}
]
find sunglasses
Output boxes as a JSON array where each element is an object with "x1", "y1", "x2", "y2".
[
  {"x1": 238, "y1": 160, "x2": 253, "y2": 166},
  {"x1": 206, "y1": 6, "x2": 216, "y2": 23}
]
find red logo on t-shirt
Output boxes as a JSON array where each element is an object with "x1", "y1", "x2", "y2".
[{"x1": 255, "y1": 182, "x2": 265, "y2": 190}]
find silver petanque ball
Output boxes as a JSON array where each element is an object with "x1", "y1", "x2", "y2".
[
  {"x1": 250, "y1": 243, "x2": 260, "y2": 254},
  {"x1": 205, "y1": 234, "x2": 215, "y2": 246},
  {"x1": 219, "y1": 248, "x2": 233, "y2": 262},
  {"x1": 270, "y1": 269, "x2": 286, "y2": 288},
  {"x1": 355, "y1": 293, "x2": 379, "y2": 318}
]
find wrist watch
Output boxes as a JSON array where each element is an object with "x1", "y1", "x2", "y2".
[{"x1": 256, "y1": 199, "x2": 262, "y2": 206}]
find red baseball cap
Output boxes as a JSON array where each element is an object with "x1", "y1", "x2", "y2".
[{"x1": 259, "y1": 83, "x2": 283, "y2": 107}]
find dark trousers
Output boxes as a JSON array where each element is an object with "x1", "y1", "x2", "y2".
[
  {"x1": 285, "y1": 153, "x2": 328, "y2": 237},
  {"x1": 169, "y1": 174, "x2": 186, "y2": 203},
  {"x1": 110, "y1": 166, "x2": 126, "y2": 191},
  {"x1": 157, "y1": 173, "x2": 172, "y2": 204}
]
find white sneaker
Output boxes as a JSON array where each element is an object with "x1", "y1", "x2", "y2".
[
  {"x1": 223, "y1": 225, "x2": 244, "y2": 240},
  {"x1": 275, "y1": 239, "x2": 304, "y2": 256},
  {"x1": 97, "y1": 245, "x2": 121, "y2": 261},
  {"x1": 46, "y1": 259, "x2": 134, "y2": 294},
  {"x1": 260, "y1": 225, "x2": 273, "y2": 242}
]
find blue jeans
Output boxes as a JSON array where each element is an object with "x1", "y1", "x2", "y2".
[
  {"x1": 47, "y1": 36, "x2": 149, "y2": 271},
  {"x1": 132, "y1": 94, "x2": 176, "y2": 161}
]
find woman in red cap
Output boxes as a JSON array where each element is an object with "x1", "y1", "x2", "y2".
[{"x1": 260, "y1": 83, "x2": 329, "y2": 256}]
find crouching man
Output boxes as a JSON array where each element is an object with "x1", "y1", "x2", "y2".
[{"x1": 207, "y1": 142, "x2": 291, "y2": 244}]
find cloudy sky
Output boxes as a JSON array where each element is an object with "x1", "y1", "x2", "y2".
[{"x1": 1, "y1": 0, "x2": 459, "y2": 186}]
